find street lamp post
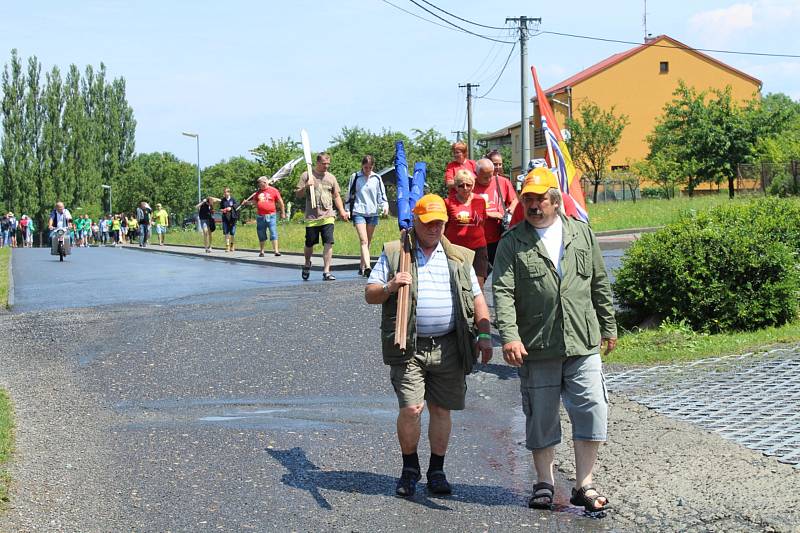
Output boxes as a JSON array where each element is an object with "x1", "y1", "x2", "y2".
[
  {"x1": 101, "y1": 184, "x2": 112, "y2": 215},
  {"x1": 182, "y1": 131, "x2": 201, "y2": 204}
]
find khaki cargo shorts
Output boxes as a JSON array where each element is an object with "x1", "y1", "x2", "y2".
[
  {"x1": 390, "y1": 332, "x2": 466, "y2": 411},
  {"x1": 519, "y1": 353, "x2": 608, "y2": 450}
]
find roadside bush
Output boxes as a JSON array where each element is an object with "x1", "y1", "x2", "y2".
[
  {"x1": 768, "y1": 171, "x2": 800, "y2": 197},
  {"x1": 641, "y1": 187, "x2": 668, "y2": 199},
  {"x1": 613, "y1": 198, "x2": 800, "y2": 333}
]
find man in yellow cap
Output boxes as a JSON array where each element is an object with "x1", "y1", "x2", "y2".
[
  {"x1": 492, "y1": 168, "x2": 617, "y2": 513},
  {"x1": 365, "y1": 193, "x2": 493, "y2": 498}
]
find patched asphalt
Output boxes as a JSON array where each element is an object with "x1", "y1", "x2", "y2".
[{"x1": 1, "y1": 248, "x2": 798, "y2": 532}]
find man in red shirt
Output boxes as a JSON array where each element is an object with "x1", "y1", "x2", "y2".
[
  {"x1": 245, "y1": 176, "x2": 287, "y2": 257},
  {"x1": 444, "y1": 141, "x2": 476, "y2": 193},
  {"x1": 473, "y1": 157, "x2": 518, "y2": 268}
]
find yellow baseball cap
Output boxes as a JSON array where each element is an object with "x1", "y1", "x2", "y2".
[
  {"x1": 412, "y1": 194, "x2": 448, "y2": 223},
  {"x1": 521, "y1": 167, "x2": 559, "y2": 196}
]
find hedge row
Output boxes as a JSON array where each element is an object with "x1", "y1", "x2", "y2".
[{"x1": 613, "y1": 198, "x2": 800, "y2": 333}]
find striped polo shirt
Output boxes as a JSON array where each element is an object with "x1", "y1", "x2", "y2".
[{"x1": 368, "y1": 242, "x2": 481, "y2": 337}]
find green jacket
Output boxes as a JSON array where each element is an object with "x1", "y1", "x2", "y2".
[
  {"x1": 492, "y1": 215, "x2": 616, "y2": 359},
  {"x1": 380, "y1": 234, "x2": 478, "y2": 372}
]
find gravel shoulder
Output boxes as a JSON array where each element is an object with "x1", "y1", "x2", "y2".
[{"x1": 0, "y1": 279, "x2": 798, "y2": 532}]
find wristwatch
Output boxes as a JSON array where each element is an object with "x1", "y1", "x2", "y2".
[{"x1": 382, "y1": 283, "x2": 390, "y2": 295}]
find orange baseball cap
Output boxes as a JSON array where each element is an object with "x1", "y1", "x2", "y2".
[
  {"x1": 412, "y1": 194, "x2": 448, "y2": 223},
  {"x1": 520, "y1": 167, "x2": 559, "y2": 196}
]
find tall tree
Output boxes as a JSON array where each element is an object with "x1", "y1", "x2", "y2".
[
  {"x1": 21, "y1": 55, "x2": 43, "y2": 218},
  {"x1": 39, "y1": 65, "x2": 64, "y2": 222},
  {"x1": 565, "y1": 100, "x2": 629, "y2": 203},
  {"x1": 1, "y1": 49, "x2": 27, "y2": 214}
]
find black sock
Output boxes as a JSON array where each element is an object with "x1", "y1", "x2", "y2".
[
  {"x1": 402, "y1": 452, "x2": 420, "y2": 472},
  {"x1": 428, "y1": 453, "x2": 445, "y2": 474}
]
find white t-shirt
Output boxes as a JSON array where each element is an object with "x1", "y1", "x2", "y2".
[{"x1": 535, "y1": 216, "x2": 564, "y2": 277}]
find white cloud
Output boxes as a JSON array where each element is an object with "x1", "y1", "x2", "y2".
[{"x1": 688, "y1": 4, "x2": 754, "y2": 46}]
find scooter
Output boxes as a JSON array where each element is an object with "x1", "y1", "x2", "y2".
[{"x1": 50, "y1": 227, "x2": 71, "y2": 261}]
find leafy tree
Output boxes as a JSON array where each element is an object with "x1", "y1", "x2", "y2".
[
  {"x1": 117, "y1": 152, "x2": 195, "y2": 219},
  {"x1": 39, "y1": 66, "x2": 63, "y2": 223},
  {"x1": 748, "y1": 93, "x2": 800, "y2": 164},
  {"x1": 648, "y1": 81, "x2": 763, "y2": 198},
  {"x1": 202, "y1": 156, "x2": 263, "y2": 202},
  {"x1": 1, "y1": 49, "x2": 26, "y2": 216},
  {"x1": 565, "y1": 101, "x2": 628, "y2": 203}
]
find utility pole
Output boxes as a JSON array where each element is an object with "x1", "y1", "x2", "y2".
[
  {"x1": 506, "y1": 16, "x2": 540, "y2": 174},
  {"x1": 451, "y1": 130, "x2": 466, "y2": 142},
  {"x1": 459, "y1": 83, "x2": 479, "y2": 160}
]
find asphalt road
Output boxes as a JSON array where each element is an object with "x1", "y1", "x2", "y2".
[
  {"x1": 3, "y1": 248, "x2": 796, "y2": 532},
  {"x1": 1, "y1": 249, "x2": 595, "y2": 531}
]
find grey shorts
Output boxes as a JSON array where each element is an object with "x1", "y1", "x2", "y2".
[
  {"x1": 389, "y1": 332, "x2": 466, "y2": 411},
  {"x1": 519, "y1": 354, "x2": 608, "y2": 450}
]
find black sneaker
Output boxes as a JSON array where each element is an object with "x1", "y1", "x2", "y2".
[
  {"x1": 426, "y1": 470, "x2": 452, "y2": 495},
  {"x1": 301, "y1": 265, "x2": 310, "y2": 280},
  {"x1": 395, "y1": 468, "x2": 421, "y2": 498}
]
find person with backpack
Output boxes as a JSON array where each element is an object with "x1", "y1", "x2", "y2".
[
  {"x1": 136, "y1": 201, "x2": 152, "y2": 247},
  {"x1": 219, "y1": 188, "x2": 239, "y2": 252},
  {"x1": 346, "y1": 155, "x2": 388, "y2": 277},
  {"x1": 196, "y1": 196, "x2": 220, "y2": 253}
]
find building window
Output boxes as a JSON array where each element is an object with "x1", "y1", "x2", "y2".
[{"x1": 660, "y1": 61, "x2": 669, "y2": 74}]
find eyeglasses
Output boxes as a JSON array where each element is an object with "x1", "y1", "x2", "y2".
[{"x1": 456, "y1": 183, "x2": 473, "y2": 189}]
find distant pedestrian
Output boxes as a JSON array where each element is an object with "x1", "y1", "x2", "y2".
[
  {"x1": 0, "y1": 214, "x2": 9, "y2": 248},
  {"x1": 196, "y1": 196, "x2": 220, "y2": 253},
  {"x1": 111, "y1": 215, "x2": 121, "y2": 245},
  {"x1": 219, "y1": 188, "x2": 239, "y2": 252},
  {"x1": 120, "y1": 214, "x2": 128, "y2": 244},
  {"x1": 136, "y1": 201, "x2": 152, "y2": 247},
  {"x1": 295, "y1": 152, "x2": 349, "y2": 280},
  {"x1": 244, "y1": 177, "x2": 286, "y2": 257},
  {"x1": 19, "y1": 215, "x2": 31, "y2": 247},
  {"x1": 444, "y1": 141, "x2": 476, "y2": 193},
  {"x1": 346, "y1": 155, "x2": 388, "y2": 276},
  {"x1": 152, "y1": 204, "x2": 169, "y2": 246}
]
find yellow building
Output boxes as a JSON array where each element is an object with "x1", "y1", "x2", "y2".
[{"x1": 481, "y1": 35, "x2": 762, "y2": 177}]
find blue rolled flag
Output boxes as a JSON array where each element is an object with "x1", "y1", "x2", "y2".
[
  {"x1": 395, "y1": 141, "x2": 411, "y2": 230},
  {"x1": 395, "y1": 141, "x2": 427, "y2": 231}
]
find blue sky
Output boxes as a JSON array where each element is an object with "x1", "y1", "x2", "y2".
[{"x1": 3, "y1": 1, "x2": 799, "y2": 166}]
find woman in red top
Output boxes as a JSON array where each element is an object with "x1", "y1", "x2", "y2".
[
  {"x1": 444, "y1": 141, "x2": 477, "y2": 193},
  {"x1": 445, "y1": 169, "x2": 489, "y2": 288}
]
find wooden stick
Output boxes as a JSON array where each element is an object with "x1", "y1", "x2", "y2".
[{"x1": 394, "y1": 229, "x2": 412, "y2": 350}]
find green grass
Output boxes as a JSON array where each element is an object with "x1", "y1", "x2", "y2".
[
  {"x1": 585, "y1": 192, "x2": 787, "y2": 232},
  {"x1": 165, "y1": 195, "x2": 800, "y2": 254},
  {"x1": 164, "y1": 219, "x2": 400, "y2": 257},
  {"x1": 0, "y1": 248, "x2": 9, "y2": 309},
  {"x1": 607, "y1": 318, "x2": 800, "y2": 366},
  {"x1": 0, "y1": 388, "x2": 12, "y2": 506}
]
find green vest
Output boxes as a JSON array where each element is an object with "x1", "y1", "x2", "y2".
[{"x1": 380, "y1": 234, "x2": 478, "y2": 372}]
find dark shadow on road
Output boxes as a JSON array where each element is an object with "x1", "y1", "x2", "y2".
[
  {"x1": 266, "y1": 447, "x2": 523, "y2": 511},
  {"x1": 473, "y1": 362, "x2": 519, "y2": 380}
]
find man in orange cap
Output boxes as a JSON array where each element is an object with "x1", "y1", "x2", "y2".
[
  {"x1": 365, "y1": 193, "x2": 493, "y2": 498},
  {"x1": 492, "y1": 168, "x2": 617, "y2": 513}
]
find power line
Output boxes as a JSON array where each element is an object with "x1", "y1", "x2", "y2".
[
  {"x1": 417, "y1": 0, "x2": 509, "y2": 31},
  {"x1": 406, "y1": 0, "x2": 515, "y2": 44},
  {"x1": 479, "y1": 96, "x2": 518, "y2": 103},
  {"x1": 536, "y1": 30, "x2": 800, "y2": 59},
  {"x1": 477, "y1": 42, "x2": 517, "y2": 98},
  {"x1": 378, "y1": 0, "x2": 464, "y2": 34}
]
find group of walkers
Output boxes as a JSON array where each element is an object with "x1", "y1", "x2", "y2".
[
  {"x1": 0, "y1": 212, "x2": 35, "y2": 248},
  {"x1": 30, "y1": 202, "x2": 171, "y2": 249}
]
